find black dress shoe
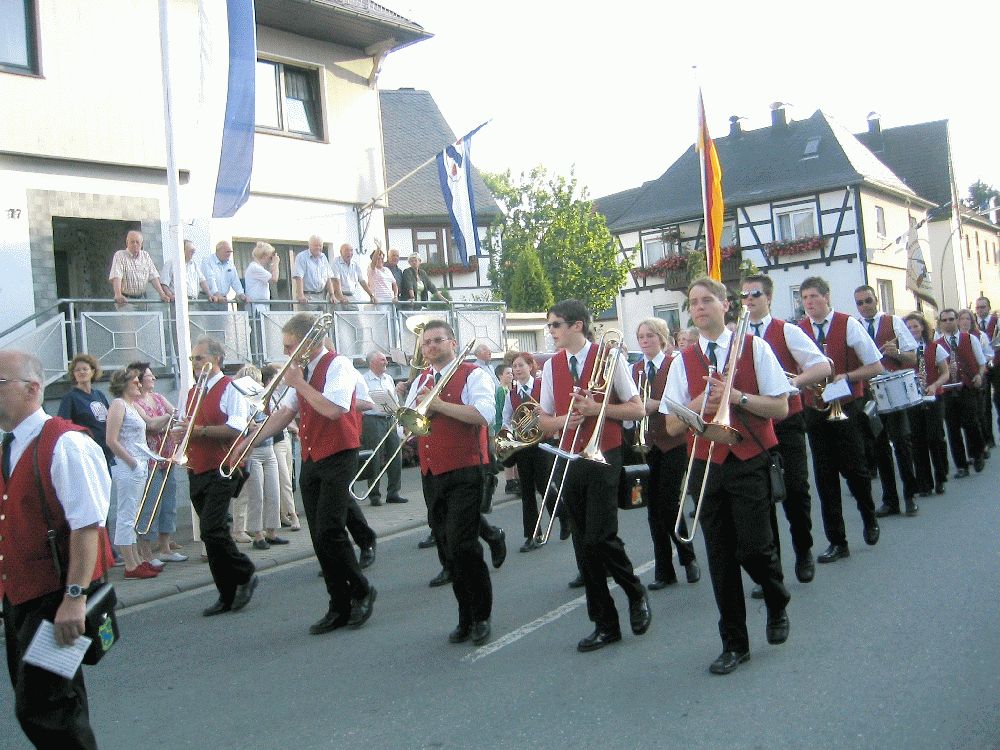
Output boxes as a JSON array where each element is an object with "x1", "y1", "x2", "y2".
[
  {"x1": 448, "y1": 623, "x2": 471, "y2": 644},
  {"x1": 863, "y1": 520, "x2": 880, "y2": 546},
  {"x1": 974, "y1": 456, "x2": 986, "y2": 472},
  {"x1": 766, "y1": 609, "x2": 790, "y2": 645},
  {"x1": 685, "y1": 560, "x2": 701, "y2": 584},
  {"x1": 568, "y1": 573, "x2": 585, "y2": 589},
  {"x1": 817, "y1": 544, "x2": 850, "y2": 563},
  {"x1": 369, "y1": 496, "x2": 383, "y2": 506},
  {"x1": 429, "y1": 568, "x2": 452, "y2": 587},
  {"x1": 359, "y1": 543, "x2": 376, "y2": 569},
  {"x1": 519, "y1": 539, "x2": 539, "y2": 553},
  {"x1": 709, "y1": 650, "x2": 750, "y2": 675},
  {"x1": 347, "y1": 587, "x2": 376, "y2": 628},
  {"x1": 917, "y1": 490, "x2": 932, "y2": 498},
  {"x1": 629, "y1": 590, "x2": 652, "y2": 635},
  {"x1": 202, "y1": 599, "x2": 232, "y2": 617},
  {"x1": 904, "y1": 498, "x2": 919, "y2": 516},
  {"x1": 647, "y1": 578, "x2": 676, "y2": 591},
  {"x1": 265, "y1": 536, "x2": 290, "y2": 545},
  {"x1": 488, "y1": 528, "x2": 507, "y2": 569},
  {"x1": 577, "y1": 628, "x2": 622, "y2": 652},
  {"x1": 386, "y1": 495, "x2": 409, "y2": 504},
  {"x1": 795, "y1": 554, "x2": 815, "y2": 583},
  {"x1": 418, "y1": 533, "x2": 437, "y2": 549},
  {"x1": 231, "y1": 574, "x2": 259, "y2": 612},
  {"x1": 309, "y1": 610, "x2": 349, "y2": 635},
  {"x1": 875, "y1": 503, "x2": 900, "y2": 518},
  {"x1": 955, "y1": 468, "x2": 970, "y2": 478},
  {"x1": 935, "y1": 481, "x2": 946, "y2": 495},
  {"x1": 471, "y1": 620, "x2": 491, "y2": 645},
  {"x1": 559, "y1": 520, "x2": 572, "y2": 541},
  {"x1": 750, "y1": 585, "x2": 764, "y2": 600}
]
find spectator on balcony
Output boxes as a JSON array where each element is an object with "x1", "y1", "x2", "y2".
[
  {"x1": 161, "y1": 240, "x2": 214, "y2": 302},
  {"x1": 201, "y1": 240, "x2": 247, "y2": 308},
  {"x1": 400, "y1": 253, "x2": 448, "y2": 309},
  {"x1": 292, "y1": 235, "x2": 339, "y2": 310},
  {"x1": 386, "y1": 248, "x2": 405, "y2": 290},
  {"x1": 367, "y1": 248, "x2": 399, "y2": 309},
  {"x1": 108, "y1": 230, "x2": 173, "y2": 308},
  {"x1": 333, "y1": 243, "x2": 374, "y2": 310},
  {"x1": 245, "y1": 241, "x2": 280, "y2": 314}
]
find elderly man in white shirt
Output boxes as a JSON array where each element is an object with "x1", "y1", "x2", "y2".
[
  {"x1": 332, "y1": 243, "x2": 374, "y2": 310},
  {"x1": 293, "y1": 235, "x2": 340, "y2": 310},
  {"x1": 161, "y1": 240, "x2": 215, "y2": 303},
  {"x1": 201, "y1": 240, "x2": 247, "y2": 309},
  {"x1": 359, "y1": 351, "x2": 408, "y2": 506}
]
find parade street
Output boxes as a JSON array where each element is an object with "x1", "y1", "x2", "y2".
[{"x1": 2, "y1": 469, "x2": 999, "y2": 750}]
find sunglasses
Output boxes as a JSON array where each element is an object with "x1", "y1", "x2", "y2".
[
  {"x1": 855, "y1": 297, "x2": 876, "y2": 306},
  {"x1": 546, "y1": 321, "x2": 570, "y2": 330},
  {"x1": 740, "y1": 290, "x2": 764, "y2": 299},
  {"x1": 939, "y1": 317, "x2": 956, "y2": 322}
]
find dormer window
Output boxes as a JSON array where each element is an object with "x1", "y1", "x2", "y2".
[{"x1": 802, "y1": 137, "x2": 821, "y2": 159}]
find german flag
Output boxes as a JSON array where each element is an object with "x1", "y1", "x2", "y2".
[{"x1": 697, "y1": 90, "x2": 724, "y2": 281}]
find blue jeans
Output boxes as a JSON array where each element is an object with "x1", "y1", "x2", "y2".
[{"x1": 138, "y1": 464, "x2": 178, "y2": 538}]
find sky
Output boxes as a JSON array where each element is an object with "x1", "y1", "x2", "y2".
[{"x1": 379, "y1": 0, "x2": 1000, "y2": 205}]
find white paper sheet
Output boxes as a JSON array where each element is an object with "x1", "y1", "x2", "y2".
[
  {"x1": 821, "y1": 378, "x2": 852, "y2": 403},
  {"x1": 23, "y1": 620, "x2": 90, "y2": 679}
]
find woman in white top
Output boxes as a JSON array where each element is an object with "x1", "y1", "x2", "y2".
[
  {"x1": 958, "y1": 308, "x2": 995, "y2": 448},
  {"x1": 106, "y1": 367, "x2": 172, "y2": 579},
  {"x1": 245, "y1": 241, "x2": 280, "y2": 314},
  {"x1": 367, "y1": 248, "x2": 398, "y2": 305}
]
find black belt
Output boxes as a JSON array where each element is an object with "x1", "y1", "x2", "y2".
[
  {"x1": 363, "y1": 413, "x2": 392, "y2": 420},
  {"x1": 122, "y1": 293, "x2": 144, "y2": 299}
]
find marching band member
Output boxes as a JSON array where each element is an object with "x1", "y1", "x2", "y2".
[
  {"x1": 242, "y1": 314, "x2": 376, "y2": 634},
  {"x1": 406, "y1": 320, "x2": 496, "y2": 645},
  {"x1": 741, "y1": 275, "x2": 830, "y2": 588},
  {"x1": 935, "y1": 309, "x2": 987, "y2": 476},
  {"x1": 661, "y1": 277, "x2": 792, "y2": 675},
  {"x1": 536, "y1": 300, "x2": 649, "y2": 653},
  {"x1": 974, "y1": 296, "x2": 999, "y2": 448},
  {"x1": 631, "y1": 318, "x2": 700, "y2": 589},
  {"x1": 904, "y1": 313, "x2": 950, "y2": 496},
  {"x1": 797, "y1": 277, "x2": 884, "y2": 564},
  {"x1": 958, "y1": 309, "x2": 994, "y2": 456}
]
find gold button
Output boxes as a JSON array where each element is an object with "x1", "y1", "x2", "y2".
[
  {"x1": 1, "y1": 574, "x2": 6, "y2": 581},
  {"x1": 0, "y1": 514, "x2": 4, "y2": 520}
]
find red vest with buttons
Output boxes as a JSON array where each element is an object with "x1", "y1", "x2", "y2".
[
  {"x1": 922, "y1": 341, "x2": 945, "y2": 396},
  {"x1": 0, "y1": 418, "x2": 110, "y2": 605},
  {"x1": 982, "y1": 314, "x2": 999, "y2": 367},
  {"x1": 762, "y1": 319, "x2": 803, "y2": 418},
  {"x1": 798, "y1": 312, "x2": 864, "y2": 405},
  {"x1": 681, "y1": 336, "x2": 778, "y2": 464},
  {"x1": 936, "y1": 332, "x2": 979, "y2": 389},
  {"x1": 551, "y1": 346, "x2": 623, "y2": 453},
  {"x1": 870, "y1": 314, "x2": 903, "y2": 373},
  {"x1": 509, "y1": 378, "x2": 542, "y2": 409},
  {"x1": 186, "y1": 375, "x2": 233, "y2": 475},
  {"x1": 299, "y1": 351, "x2": 361, "y2": 461},
  {"x1": 418, "y1": 362, "x2": 489, "y2": 475},
  {"x1": 633, "y1": 356, "x2": 685, "y2": 453}
]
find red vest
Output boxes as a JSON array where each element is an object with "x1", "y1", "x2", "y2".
[
  {"x1": 0, "y1": 419, "x2": 110, "y2": 605},
  {"x1": 299, "y1": 351, "x2": 361, "y2": 462},
  {"x1": 186, "y1": 375, "x2": 234, "y2": 475},
  {"x1": 870, "y1": 314, "x2": 903, "y2": 373},
  {"x1": 762, "y1": 319, "x2": 803, "y2": 418},
  {"x1": 550, "y1": 346, "x2": 623, "y2": 454},
  {"x1": 681, "y1": 336, "x2": 778, "y2": 464},
  {"x1": 509, "y1": 378, "x2": 542, "y2": 409},
  {"x1": 633, "y1": 356, "x2": 685, "y2": 453},
  {"x1": 936, "y1": 332, "x2": 979, "y2": 389},
  {"x1": 921, "y1": 341, "x2": 944, "y2": 396},
  {"x1": 798, "y1": 312, "x2": 864, "y2": 404},
  {"x1": 418, "y1": 362, "x2": 489, "y2": 475}
]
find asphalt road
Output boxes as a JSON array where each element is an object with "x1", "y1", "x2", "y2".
[{"x1": 3, "y1": 470, "x2": 1000, "y2": 749}]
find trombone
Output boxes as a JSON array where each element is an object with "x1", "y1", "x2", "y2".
[
  {"x1": 349, "y1": 338, "x2": 478, "y2": 501},
  {"x1": 218, "y1": 313, "x2": 332, "y2": 477},
  {"x1": 533, "y1": 328, "x2": 624, "y2": 545},
  {"x1": 134, "y1": 362, "x2": 212, "y2": 534},
  {"x1": 674, "y1": 311, "x2": 749, "y2": 544}
]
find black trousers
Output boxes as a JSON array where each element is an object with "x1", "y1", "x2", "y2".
[
  {"x1": 771, "y1": 412, "x2": 813, "y2": 561},
  {"x1": 514, "y1": 445, "x2": 565, "y2": 540},
  {"x1": 300, "y1": 449, "x2": 371, "y2": 616},
  {"x1": 189, "y1": 470, "x2": 255, "y2": 604},
  {"x1": 646, "y1": 444, "x2": 695, "y2": 583},
  {"x1": 346, "y1": 498, "x2": 376, "y2": 550},
  {"x1": 691, "y1": 453, "x2": 789, "y2": 654},
  {"x1": 990, "y1": 366, "x2": 1000, "y2": 434},
  {"x1": 3, "y1": 591, "x2": 98, "y2": 749},
  {"x1": 976, "y1": 385, "x2": 994, "y2": 447},
  {"x1": 805, "y1": 401, "x2": 875, "y2": 547},
  {"x1": 871, "y1": 407, "x2": 918, "y2": 508},
  {"x1": 562, "y1": 447, "x2": 643, "y2": 634},
  {"x1": 943, "y1": 389, "x2": 984, "y2": 469},
  {"x1": 422, "y1": 466, "x2": 493, "y2": 624},
  {"x1": 910, "y1": 398, "x2": 949, "y2": 491}
]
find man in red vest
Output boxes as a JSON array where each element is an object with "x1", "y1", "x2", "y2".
[
  {"x1": 741, "y1": 275, "x2": 830, "y2": 589},
  {"x1": 536, "y1": 299, "x2": 649, "y2": 653},
  {"x1": 974, "y1": 296, "x2": 998, "y2": 447},
  {"x1": 0, "y1": 350, "x2": 110, "y2": 748},
  {"x1": 183, "y1": 336, "x2": 258, "y2": 617},
  {"x1": 661, "y1": 277, "x2": 792, "y2": 675},
  {"x1": 245, "y1": 314, "x2": 376, "y2": 635},
  {"x1": 797, "y1": 277, "x2": 884, "y2": 564},
  {"x1": 406, "y1": 320, "x2": 496, "y2": 645},
  {"x1": 935, "y1": 308, "x2": 987, "y2": 476}
]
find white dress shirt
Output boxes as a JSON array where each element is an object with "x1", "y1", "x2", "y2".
[
  {"x1": 5, "y1": 409, "x2": 110, "y2": 529},
  {"x1": 279, "y1": 348, "x2": 359, "y2": 413},
  {"x1": 333, "y1": 256, "x2": 365, "y2": 296},
  {"x1": 181, "y1": 371, "x2": 249, "y2": 432},
  {"x1": 201, "y1": 255, "x2": 244, "y2": 297},
  {"x1": 244, "y1": 261, "x2": 273, "y2": 302},
  {"x1": 855, "y1": 311, "x2": 919, "y2": 352},
  {"x1": 502, "y1": 376, "x2": 537, "y2": 427},
  {"x1": 405, "y1": 362, "x2": 496, "y2": 425},
  {"x1": 935, "y1": 332, "x2": 987, "y2": 366},
  {"x1": 753, "y1": 314, "x2": 828, "y2": 371},
  {"x1": 805, "y1": 312, "x2": 883, "y2": 365},
  {"x1": 540, "y1": 341, "x2": 639, "y2": 414},
  {"x1": 161, "y1": 257, "x2": 207, "y2": 300}
]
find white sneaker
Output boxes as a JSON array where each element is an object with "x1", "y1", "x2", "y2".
[
  {"x1": 147, "y1": 558, "x2": 165, "y2": 569},
  {"x1": 159, "y1": 551, "x2": 189, "y2": 562}
]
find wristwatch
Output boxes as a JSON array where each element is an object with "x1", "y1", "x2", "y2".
[
  {"x1": 739, "y1": 393, "x2": 749, "y2": 407},
  {"x1": 65, "y1": 584, "x2": 84, "y2": 599}
]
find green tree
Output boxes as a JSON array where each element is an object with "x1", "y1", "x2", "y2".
[
  {"x1": 509, "y1": 246, "x2": 554, "y2": 312},
  {"x1": 966, "y1": 180, "x2": 1000, "y2": 212},
  {"x1": 484, "y1": 166, "x2": 629, "y2": 315}
]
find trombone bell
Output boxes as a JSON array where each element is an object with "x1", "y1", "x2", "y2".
[{"x1": 700, "y1": 423, "x2": 742, "y2": 445}]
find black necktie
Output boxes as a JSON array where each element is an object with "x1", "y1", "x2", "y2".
[
  {"x1": 569, "y1": 355, "x2": 579, "y2": 385},
  {"x1": 706, "y1": 341, "x2": 719, "y2": 371},
  {"x1": 2, "y1": 432, "x2": 14, "y2": 482},
  {"x1": 981, "y1": 319, "x2": 988, "y2": 331},
  {"x1": 866, "y1": 319, "x2": 876, "y2": 340},
  {"x1": 521, "y1": 385, "x2": 529, "y2": 400},
  {"x1": 434, "y1": 371, "x2": 441, "y2": 385},
  {"x1": 302, "y1": 364, "x2": 310, "y2": 383},
  {"x1": 751, "y1": 323, "x2": 762, "y2": 338},
  {"x1": 646, "y1": 360, "x2": 656, "y2": 385},
  {"x1": 950, "y1": 335, "x2": 958, "y2": 351},
  {"x1": 815, "y1": 322, "x2": 826, "y2": 346}
]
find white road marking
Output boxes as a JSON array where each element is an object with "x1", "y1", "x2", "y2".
[{"x1": 462, "y1": 559, "x2": 655, "y2": 663}]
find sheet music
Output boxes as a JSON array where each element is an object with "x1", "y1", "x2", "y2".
[
  {"x1": 821, "y1": 378, "x2": 852, "y2": 403},
  {"x1": 664, "y1": 398, "x2": 706, "y2": 434},
  {"x1": 369, "y1": 388, "x2": 399, "y2": 415},
  {"x1": 23, "y1": 620, "x2": 90, "y2": 679},
  {"x1": 231, "y1": 376, "x2": 265, "y2": 398}
]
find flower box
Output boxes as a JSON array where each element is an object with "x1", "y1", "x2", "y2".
[{"x1": 765, "y1": 236, "x2": 826, "y2": 260}]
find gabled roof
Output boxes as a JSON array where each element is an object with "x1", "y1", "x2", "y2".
[
  {"x1": 600, "y1": 110, "x2": 924, "y2": 234},
  {"x1": 855, "y1": 119, "x2": 952, "y2": 208},
  {"x1": 379, "y1": 88, "x2": 500, "y2": 221},
  {"x1": 593, "y1": 185, "x2": 645, "y2": 227}
]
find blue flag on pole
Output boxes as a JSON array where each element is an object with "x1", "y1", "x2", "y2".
[
  {"x1": 212, "y1": 0, "x2": 256, "y2": 218},
  {"x1": 436, "y1": 122, "x2": 488, "y2": 266}
]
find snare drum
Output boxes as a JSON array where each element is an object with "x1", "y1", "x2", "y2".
[{"x1": 870, "y1": 370, "x2": 922, "y2": 413}]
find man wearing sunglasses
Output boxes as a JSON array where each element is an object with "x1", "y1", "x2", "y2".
[
  {"x1": 854, "y1": 285, "x2": 920, "y2": 517},
  {"x1": 741, "y1": 275, "x2": 830, "y2": 589},
  {"x1": 935, "y1": 309, "x2": 987, "y2": 476}
]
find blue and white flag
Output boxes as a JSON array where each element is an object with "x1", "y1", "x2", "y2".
[
  {"x1": 436, "y1": 122, "x2": 488, "y2": 266},
  {"x1": 210, "y1": 0, "x2": 256, "y2": 218}
]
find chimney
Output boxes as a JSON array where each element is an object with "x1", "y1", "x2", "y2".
[
  {"x1": 867, "y1": 111, "x2": 881, "y2": 135},
  {"x1": 770, "y1": 102, "x2": 788, "y2": 129},
  {"x1": 729, "y1": 116, "x2": 742, "y2": 137}
]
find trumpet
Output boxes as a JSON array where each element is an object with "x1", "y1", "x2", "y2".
[
  {"x1": 218, "y1": 312, "x2": 333, "y2": 477},
  {"x1": 349, "y1": 338, "x2": 478, "y2": 501},
  {"x1": 814, "y1": 346, "x2": 848, "y2": 422},
  {"x1": 134, "y1": 362, "x2": 212, "y2": 534},
  {"x1": 633, "y1": 367, "x2": 651, "y2": 456},
  {"x1": 495, "y1": 397, "x2": 544, "y2": 462}
]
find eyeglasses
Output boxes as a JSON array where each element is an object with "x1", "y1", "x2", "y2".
[
  {"x1": 739, "y1": 290, "x2": 764, "y2": 299},
  {"x1": 188, "y1": 355, "x2": 211, "y2": 362},
  {"x1": 855, "y1": 298, "x2": 875, "y2": 306},
  {"x1": 0, "y1": 378, "x2": 30, "y2": 385},
  {"x1": 939, "y1": 317, "x2": 956, "y2": 322},
  {"x1": 421, "y1": 337, "x2": 452, "y2": 347},
  {"x1": 547, "y1": 321, "x2": 575, "y2": 330}
]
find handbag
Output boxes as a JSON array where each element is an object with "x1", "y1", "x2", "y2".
[
  {"x1": 863, "y1": 399, "x2": 884, "y2": 438},
  {"x1": 33, "y1": 439, "x2": 120, "y2": 665},
  {"x1": 617, "y1": 463, "x2": 649, "y2": 510},
  {"x1": 735, "y1": 412, "x2": 786, "y2": 504}
]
